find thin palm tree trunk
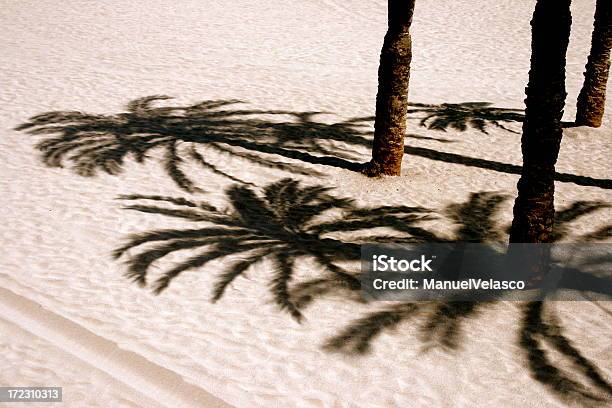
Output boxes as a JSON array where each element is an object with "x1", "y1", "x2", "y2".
[
  {"x1": 575, "y1": 0, "x2": 611, "y2": 127},
  {"x1": 365, "y1": 0, "x2": 416, "y2": 176},
  {"x1": 510, "y1": 0, "x2": 572, "y2": 243}
]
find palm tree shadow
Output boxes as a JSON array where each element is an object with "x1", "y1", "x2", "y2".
[
  {"x1": 323, "y1": 193, "x2": 612, "y2": 405},
  {"x1": 15, "y1": 96, "x2": 371, "y2": 192},
  {"x1": 324, "y1": 191, "x2": 508, "y2": 354},
  {"x1": 407, "y1": 102, "x2": 524, "y2": 134},
  {"x1": 113, "y1": 178, "x2": 436, "y2": 321}
]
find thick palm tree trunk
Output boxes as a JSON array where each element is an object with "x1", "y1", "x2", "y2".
[
  {"x1": 509, "y1": 0, "x2": 572, "y2": 243},
  {"x1": 364, "y1": 0, "x2": 416, "y2": 176},
  {"x1": 575, "y1": 0, "x2": 611, "y2": 127}
]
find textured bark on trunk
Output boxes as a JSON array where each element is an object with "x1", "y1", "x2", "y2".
[
  {"x1": 509, "y1": 0, "x2": 572, "y2": 243},
  {"x1": 364, "y1": 0, "x2": 416, "y2": 176},
  {"x1": 575, "y1": 0, "x2": 611, "y2": 128}
]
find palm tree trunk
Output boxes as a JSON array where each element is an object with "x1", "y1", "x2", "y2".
[
  {"x1": 364, "y1": 0, "x2": 416, "y2": 176},
  {"x1": 575, "y1": 0, "x2": 611, "y2": 128},
  {"x1": 509, "y1": 0, "x2": 572, "y2": 243}
]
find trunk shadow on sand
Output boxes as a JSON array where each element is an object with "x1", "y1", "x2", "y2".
[{"x1": 16, "y1": 96, "x2": 612, "y2": 190}]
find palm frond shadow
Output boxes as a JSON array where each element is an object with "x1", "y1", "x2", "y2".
[
  {"x1": 17, "y1": 96, "x2": 612, "y2": 190},
  {"x1": 553, "y1": 201, "x2": 611, "y2": 242},
  {"x1": 406, "y1": 102, "x2": 524, "y2": 134},
  {"x1": 114, "y1": 178, "x2": 437, "y2": 322},
  {"x1": 15, "y1": 96, "x2": 374, "y2": 192},
  {"x1": 325, "y1": 191, "x2": 508, "y2": 354},
  {"x1": 324, "y1": 193, "x2": 612, "y2": 405},
  {"x1": 521, "y1": 302, "x2": 612, "y2": 405}
]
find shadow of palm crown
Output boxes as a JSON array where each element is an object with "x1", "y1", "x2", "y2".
[
  {"x1": 323, "y1": 192, "x2": 611, "y2": 404},
  {"x1": 407, "y1": 102, "x2": 524, "y2": 134},
  {"x1": 114, "y1": 178, "x2": 436, "y2": 321},
  {"x1": 15, "y1": 96, "x2": 378, "y2": 191}
]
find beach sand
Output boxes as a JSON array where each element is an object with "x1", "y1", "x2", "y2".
[{"x1": 1, "y1": 1, "x2": 610, "y2": 407}]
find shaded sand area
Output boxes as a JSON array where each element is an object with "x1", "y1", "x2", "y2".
[{"x1": 1, "y1": 0, "x2": 611, "y2": 406}]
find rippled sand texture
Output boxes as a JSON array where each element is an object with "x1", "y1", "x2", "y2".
[{"x1": 1, "y1": 0, "x2": 611, "y2": 407}]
